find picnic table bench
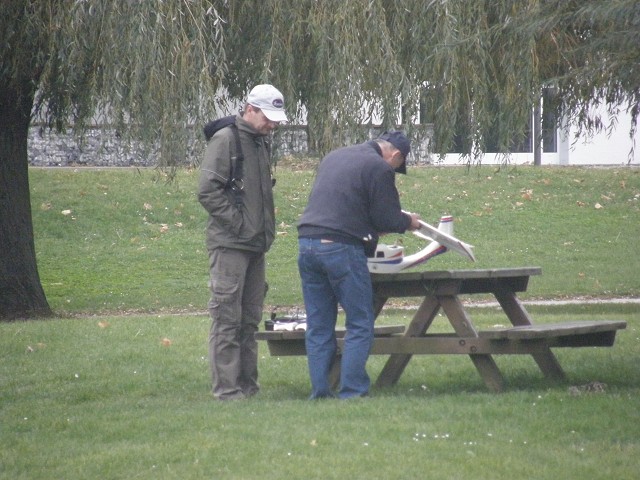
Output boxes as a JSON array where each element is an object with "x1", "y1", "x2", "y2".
[{"x1": 256, "y1": 267, "x2": 627, "y2": 392}]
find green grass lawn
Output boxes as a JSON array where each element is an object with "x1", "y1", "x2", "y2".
[
  {"x1": 1, "y1": 307, "x2": 638, "y2": 479},
  {"x1": 29, "y1": 164, "x2": 640, "y2": 315},
  {"x1": 1, "y1": 164, "x2": 637, "y2": 479}
]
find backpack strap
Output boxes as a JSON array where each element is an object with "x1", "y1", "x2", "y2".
[{"x1": 228, "y1": 123, "x2": 244, "y2": 206}]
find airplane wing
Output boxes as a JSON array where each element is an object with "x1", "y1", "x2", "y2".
[{"x1": 413, "y1": 220, "x2": 476, "y2": 262}]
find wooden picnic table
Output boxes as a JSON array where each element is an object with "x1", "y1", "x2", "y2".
[{"x1": 256, "y1": 267, "x2": 626, "y2": 392}]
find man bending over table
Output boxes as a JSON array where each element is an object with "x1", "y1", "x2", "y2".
[{"x1": 297, "y1": 131, "x2": 421, "y2": 399}]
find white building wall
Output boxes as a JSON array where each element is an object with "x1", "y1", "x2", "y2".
[
  {"x1": 558, "y1": 118, "x2": 639, "y2": 166},
  {"x1": 437, "y1": 110, "x2": 639, "y2": 166}
]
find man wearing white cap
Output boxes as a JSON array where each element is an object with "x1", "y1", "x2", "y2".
[
  {"x1": 246, "y1": 84, "x2": 288, "y2": 124},
  {"x1": 199, "y1": 84, "x2": 287, "y2": 400}
]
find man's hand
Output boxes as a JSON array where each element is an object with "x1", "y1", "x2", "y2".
[{"x1": 406, "y1": 212, "x2": 421, "y2": 231}]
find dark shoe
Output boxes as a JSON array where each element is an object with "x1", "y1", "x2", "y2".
[{"x1": 214, "y1": 391, "x2": 246, "y2": 401}]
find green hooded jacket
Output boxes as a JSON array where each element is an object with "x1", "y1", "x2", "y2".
[{"x1": 198, "y1": 115, "x2": 275, "y2": 252}]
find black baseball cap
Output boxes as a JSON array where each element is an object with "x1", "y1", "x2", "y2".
[{"x1": 378, "y1": 131, "x2": 410, "y2": 174}]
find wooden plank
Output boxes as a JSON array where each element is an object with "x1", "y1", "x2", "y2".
[
  {"x1": 479, "y1": 321, "x2": 627, "y2": 340},
  {"x1": 265, "y1": 339, "x2": 306, "y2": 356},
  {"x1": 371, "y1": 268, "x2": 542, "y2": 297},
  {"x1": 469, "y1": 355, "x2": 504, "y2": 392},
  {"x1": 369, "y1": 336, "x2": 561, "y2": 355},
  {"x1": 255, "y1": 324, "x2": 405, "y2": 342},
  {"x1": 266, "y1": 332, "x2": 626, "y2": 358},
  {"x1": 493, "y1": 289, "x2": 536, "y2": 326},
  {"x1": 553, "y1": 331, "x2": 619, "y2": 347},
  {"x1": 371, "y1": 267, "x2": 542, "y2": 284},
  {"x1": 493, "y1": 288, "x2": 566, "y2": 382},
  {"x1": 257, "y1": 324, "x2": 406, "y2": 357},
  {"x1": 373, "y1": 294, "x2": 389, "y2": 317},
  {"x1": 438, "y1": 294, "x2": 505, "y2": 392},
  {"x1": 375, "y1": 296, "x2": 441, "y2": 387},
  {"x1": 254, "y1": 331, "x2": 305, "y2": 341}
]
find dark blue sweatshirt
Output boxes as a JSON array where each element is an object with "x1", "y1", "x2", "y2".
[{"x1": 297, "y1": 141, "x2": 411, "y2": 248}]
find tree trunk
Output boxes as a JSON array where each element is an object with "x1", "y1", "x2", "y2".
[
  {"x1": 533, "y1": 96, "x2": 542, "y2": 167},
  {"x1": 0, "y1": 83, "x2": 53, "y2": 320}
]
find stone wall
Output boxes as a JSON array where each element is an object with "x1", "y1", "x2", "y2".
[
  {"x1": 28, "y1": 127, "x2": 169, "y2": 167},
  {"x1": 28, "y1": 124, "x2": 434, "y2": 167}
]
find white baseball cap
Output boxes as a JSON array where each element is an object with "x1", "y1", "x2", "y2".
[{"x1": 247, "y1": 84, "x2": 288, "y2": 122}]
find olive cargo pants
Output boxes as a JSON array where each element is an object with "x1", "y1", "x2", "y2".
[{"x1": 208, "y1": 247, "x2": 265, "y2": 400}]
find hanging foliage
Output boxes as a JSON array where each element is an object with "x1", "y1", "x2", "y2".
[
  {"x1": 2, "y1": 0, "x2": 639, "y2": 319},
  {"x1": 5, "y1": 0, "x2": 638, "y2": 163}
]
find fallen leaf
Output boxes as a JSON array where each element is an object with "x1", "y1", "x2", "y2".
[
  {"x1": 26, "y1": 343, "x2": 46, "y2": 353},
  {"x1": 594, "y1": 203, "x2": 603, "y2": 209},
  {"x1": 98, "y1": 321, "x2": 110, "y2": 329},
  {"x1": 161, "y1": 338, "x2": 172, "y2": 347},
  {"x1": 521, "y1": 189, "x2": 533, "y2": 201},
  {"x1": 160, "y1": 224, "x2": 169, "y2": 233},
  {"x1": 144, "y1": 203, "x2": 153, "y2": 210},
  {"x1": 61, "y1": 209, "x2": 72, "y2": 216},
  {"x1": 41, "y1": 202, "x2": 52, "y2": 211}
]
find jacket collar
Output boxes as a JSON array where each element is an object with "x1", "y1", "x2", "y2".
[{"x1": 367, "y1": 140, "x2": 383, "y2": 157}]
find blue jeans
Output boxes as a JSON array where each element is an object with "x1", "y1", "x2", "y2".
[{"x1": 298, "y1": 238, "x2": 375, "y2": 399}]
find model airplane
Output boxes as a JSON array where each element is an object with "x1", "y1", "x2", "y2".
[{"x1": 367, "y1": 215, "x2": 476, "y2": 274}]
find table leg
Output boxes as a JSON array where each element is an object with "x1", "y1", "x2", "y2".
[
  {"x1": 494, "y1": 289, "x2": 566, "y2": 381},
  {"x1": 329, "y1": 354, "x2": 341, "y2": 390},
  {"x1": 375, "y1": 296, "x2": 441, "y2": 388},
  {"x1": 438, "y1": 295, "x2": 505, "y2": 392},
  {"x1": 373, "y1": 295, "x2": 388, "y2": 317}
]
